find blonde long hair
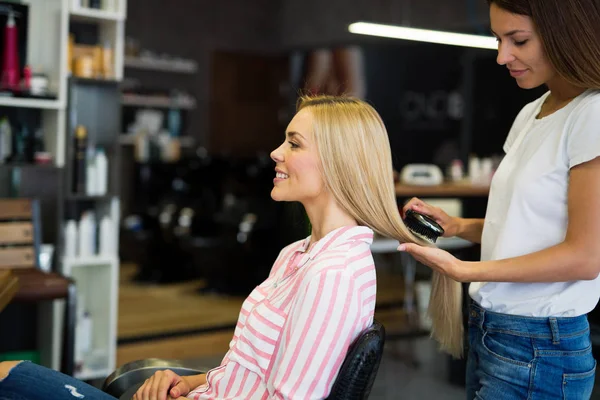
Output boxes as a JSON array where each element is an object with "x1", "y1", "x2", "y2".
[{"x1": 297, "y1": 95, "x2": 463, "y2": 358}]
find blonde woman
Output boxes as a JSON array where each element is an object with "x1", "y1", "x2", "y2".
[{"x1": 0, "y1": 96, "x2": 460, "y2": 399}]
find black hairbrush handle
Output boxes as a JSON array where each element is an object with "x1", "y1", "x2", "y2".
[{"x1": 404, "y1": 209, "x2": 444, "y2": 243}]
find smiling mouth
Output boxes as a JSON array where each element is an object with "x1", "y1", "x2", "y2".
[{"x1": 276, "y1": 172, "x2": 289, "y2": 179}]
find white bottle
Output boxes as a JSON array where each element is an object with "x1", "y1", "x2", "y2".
[
  {"x1": 78, "y1": 212, "x2": 97, "y2": 257},
  {"x1": 64, "y1": 220, "x2": 78, "y2": 258},
  {"x1": 76, "y1": 308, "x2": 93, "y2": 371},
  {"x1": 86, "y1": 148, "x2": 97, "y2": 196},
  {"x1": 449, "y1": 159, "x2": 464, "y2": 182},
  {"x1": 469, "y1": 156, "x2": 482, "y2": 185},
  {"x1": 78, "y1": 213, "x2": 90, "y2": 257},
  {"x1": 79, "y1": 311, "x2": 93, "y2": 354},
  {"x1": 88, "y1": 211, "x2": 97, "y2": 256},
  {"x1": 95, "y1": 149, "x2": 108, "y2": 196},
  {"x1": 99, "y1": 216, "x2": 113, "y2": 256},
  {"x1": 0, "y1": 118, "x2": 12, "y2": 163},
  {"x1": 481, "y1": 157, "x2": 494, "y2": 184}
]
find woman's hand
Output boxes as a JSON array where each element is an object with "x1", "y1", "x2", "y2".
[
  {"x1": 397, "y1": 242, "x2": 469, "y2": 282},
  {"x1": 133, "y1": 369, "x2": 191, "y2": 400},
  {"x1": 402, "y1": 197, "x2": 461, "y2": 237}
]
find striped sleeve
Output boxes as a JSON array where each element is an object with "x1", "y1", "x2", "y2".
[{"x1": 266, "y1": 268, "x2": 361, "y2": 400}]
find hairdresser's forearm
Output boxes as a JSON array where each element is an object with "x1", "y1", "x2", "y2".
[
  {"x1": 461, "y1": 242, "x2": 600, "y2": 282},
  {"x1": 454, "y1": 218, "x2": 484, "y2": 243}
]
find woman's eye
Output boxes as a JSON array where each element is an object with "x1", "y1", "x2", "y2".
[
  {"x1": 514, "y1": 40, "x2": 528, "y2": 46},
  {"x1": 289, "y1": 141, "x2": 299, "y2": 149}
]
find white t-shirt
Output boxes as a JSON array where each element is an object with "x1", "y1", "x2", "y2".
[{"x1": 469, "y1": 89, "x2": 600, "y2": 317}]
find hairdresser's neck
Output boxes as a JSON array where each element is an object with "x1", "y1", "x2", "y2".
[
  {"x1": 303, "y1": 195, "x2": 357, "y2": 248},
  {"x1": 546, "y1": 75, "x2": 586, "y2": 103}
]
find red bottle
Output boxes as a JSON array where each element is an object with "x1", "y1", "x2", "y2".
[{"x1": 1, "y1": 10, "x2": 20, "y2": 90}]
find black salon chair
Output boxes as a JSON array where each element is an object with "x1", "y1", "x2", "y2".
[{"x1": 103, "y1": 320, "x2": 385, "y2": 400}]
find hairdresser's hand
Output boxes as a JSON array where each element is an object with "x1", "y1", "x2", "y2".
[
  {"x1": 402, "y1": 197, "x2": 461, "y2": 237},
  {"x1": 397, "y1": 242, "x2": 467, "y2": 282},
  {"x1": 133, "y1": 369, "x2": 192, "y2": 400}
]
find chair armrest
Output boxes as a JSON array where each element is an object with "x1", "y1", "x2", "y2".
[{"x1": 102, "y1": 358, "x2": 207, "y2": 399}]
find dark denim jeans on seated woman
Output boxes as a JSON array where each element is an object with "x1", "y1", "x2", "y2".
[
  {"x1": 466, "y1": 302, "x2": 596, "y2": 400},
  {"x1": 0, "y1": 361, "x2": 117, "y2": 400}
]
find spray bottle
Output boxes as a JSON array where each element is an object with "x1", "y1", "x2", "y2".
[{"x1": 1, "y1": 9, "x2": 20, "y2": 90}]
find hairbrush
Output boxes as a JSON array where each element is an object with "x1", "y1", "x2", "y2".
[{"x1": 403, "y1": 209, "x2": 444, "y2": 244}]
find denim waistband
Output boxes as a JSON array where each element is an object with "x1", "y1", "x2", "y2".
[{"x1": 469, "y1": 302, "x2": 589, "y2": 340}]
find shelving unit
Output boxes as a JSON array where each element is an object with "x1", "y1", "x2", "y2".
[
  {"x1": 0, "y1": 0, "x2": 69, "y2": 168},
  {"x1": 120, "y1": 45, "x2": 199, "y2": 175},
  {"x1": 69, "y1": 1, "x2": 126, "y2": 81},
  {"x1": 19, "y1": 0, "x2": 127, "y2": 380},
  {"x1": 61, "y1": 197, "x2": 120, "y2": 380}
]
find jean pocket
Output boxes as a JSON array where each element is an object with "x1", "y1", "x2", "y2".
[
  {"x1": 481, "y1": 330, "x2": 534, "y2": 367},
  {"x1": 562, "y1": 361, "x2": 596, "y2": 400}
]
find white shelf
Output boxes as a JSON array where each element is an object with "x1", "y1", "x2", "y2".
[
  {"x1": 63, "y1": 255, "x2": 118, "y2": 267},
  {"x1": 35, "y1": 0, "x2": 124, "y2": 376},
  {"x1": 70, "y1": 7, "x2": 124, "y2": 22},
  {"x1": 122, "y1": 94, "x2": 196, "y2": 110},
  {"x1": 0, "y1": 97, "x2": 63, "y2": 110},
  {"x1": 124, "y1": 56, "x2": 198, "y2": 74}
]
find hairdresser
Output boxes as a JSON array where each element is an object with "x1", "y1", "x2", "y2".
[{"x1": 398, "y1": 0, "x2": 600, "y2": 398}]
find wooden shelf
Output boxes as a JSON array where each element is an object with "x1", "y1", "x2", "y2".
[
  {"x1": 0, "y1": 97, "x2": 62, "y2": 110},
  {"x1": 395, "y1": 181, "x2": 490, "y2": 197},
  {"x1": 124, "y1": 56, "x2": 198, "y2": 74}
]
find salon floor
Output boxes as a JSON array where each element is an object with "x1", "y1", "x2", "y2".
[{"x1": 370, "y1": 339, "x2": 464, "y2": 400}]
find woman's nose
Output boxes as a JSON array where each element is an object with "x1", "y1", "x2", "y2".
[
  {"x1": 271, "y1": 145, "x2": 284, "y2": 163},
  {"x1": 496, "y1": 43, "x2": 515, "y2": 66}
]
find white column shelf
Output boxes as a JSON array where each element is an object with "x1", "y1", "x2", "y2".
[{"x1": 35, "y1": 0, "x2": 126, "y2": 380}]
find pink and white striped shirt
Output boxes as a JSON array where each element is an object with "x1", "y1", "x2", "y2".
[{"x1": 187, "y1": 225, "x2": 376, "y2": 400}]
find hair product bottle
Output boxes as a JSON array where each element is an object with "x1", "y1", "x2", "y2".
[{"x1": 73, "y1": 125, "x2": 88, "y2": 193}]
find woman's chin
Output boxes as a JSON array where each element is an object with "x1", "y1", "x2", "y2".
[
  {"x1": 515, "y1": 78, "x2": 542, "y2": 90},
  {"x1": 271, "y1": 188, "x2": 284, "y2": 201}
]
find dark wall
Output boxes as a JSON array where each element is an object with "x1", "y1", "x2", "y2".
[
  {"x1": 361, "y1": 42, "x2": 466, "y2": 169},
  {"x1": 278, "y1": 0, "x2": 490, "y2": 49},
  {"x1": 124, "y1": 0, "x2": 493, "y2": 148},
  {"x1": 125, "y1": 0, "x2": 282, "y2": 146}
]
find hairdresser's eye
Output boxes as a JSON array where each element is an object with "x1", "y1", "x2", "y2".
[
  {"x1": 514, "y1": 40, "x2": 528, "y2": 46},
  {"x1": 289, "y1": 141, "x2": 299, "y2": 149}
]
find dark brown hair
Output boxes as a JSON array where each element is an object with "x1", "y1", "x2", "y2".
[{"x1": 488, "y1": 0, "x2": 600, "y2": 88}]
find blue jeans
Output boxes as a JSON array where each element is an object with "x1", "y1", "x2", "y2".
[
  {"x1": 0, "y1": 361, "x2": 117, "y2": 400},
  {"x1": 466, "y1": 302, "x2": 596, "y2": 400}
]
